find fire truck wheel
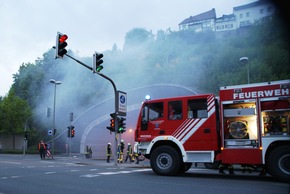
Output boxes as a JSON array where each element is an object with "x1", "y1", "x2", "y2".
[
  {"x1": 150, "y1": 146, "x2": 181, "y2": 176},
  {"x1": 267, "y1": 145, "x2": 290, "y2": 182}
]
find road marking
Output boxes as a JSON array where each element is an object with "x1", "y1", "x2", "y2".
[
  {"x1": 10, "y1": 176, "x2": 21, "y2": 178},
  {"x1": 131, "y1": 169, "x2": 151, "y2": 172},
  {"x1": 41, "y1": 161, "x2": 54, "y2": 164},
  {"x1": 89, "y1": 169, "x2": 98, "y2": 171},
  {"x1": 45, "y1": 172, "x2": 56, "y2": 174},
  {"x1": 69, "y1": 170, "x2": 80, "y2": 172},
  {"x1": 81, "y1": 168, "x2": 151, "y2": 178},
  {"x1": 80, "y1": 174, "x2": 100, "y2": 178},
  {"x1": 98, "y1": 172, "x2": 120, "y2": 175},
  {"x1": 0, "y1": 176, "x2": 22, "y2": 179},
  {"x1": 119, "y1": 171, "x2": 132, "y2": 174},
  {"x1": 0, "y1": 161, "x2": 21, "y2": 165}
]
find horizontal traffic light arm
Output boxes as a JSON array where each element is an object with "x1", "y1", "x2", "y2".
[{"x1": 59, "y1": 53, "x2": 117, "y2": 93}]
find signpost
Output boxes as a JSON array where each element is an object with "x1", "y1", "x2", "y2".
[{"x1": 117, "y1": 91, "x2": 127, "y2": 116}]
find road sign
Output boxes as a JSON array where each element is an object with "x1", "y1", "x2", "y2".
[
  {"x1": 48, "y1": 129, "x2": 53, "y2": 136},
  {"x1": 117, "y1": 90, "x2": 127, "y2": 116}
]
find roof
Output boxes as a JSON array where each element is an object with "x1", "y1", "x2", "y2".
[
  {"x1": 216, "y1": 14, "x2": 236, "y2": 22},
  {"x1": 233, "y1": 0, "x2": 273, "y2": 11},
  {"x1": 179, "y1": 8, "x2": 216, "y2": 25}
]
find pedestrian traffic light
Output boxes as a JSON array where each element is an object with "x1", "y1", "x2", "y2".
[
  {"x1": 106, "y1": 113, "x2": 116, "y2": 132},
  {"x1": 117, "y1": 117, "x2": 126, "y2": 133},
  {"x1": 92, "y1": 52, "x2": 104, "y2": 73},
  {"x1": 55, "y1": 32, "x2": 68, "y2": 58}
]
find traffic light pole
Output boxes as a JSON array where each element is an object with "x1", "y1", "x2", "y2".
[{"x1": 64, "y1": 53, "x2": 119, "y2": 166}]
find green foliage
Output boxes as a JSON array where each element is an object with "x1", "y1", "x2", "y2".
[
  {"x1": 0, "y1": 89, "x2": 31, "y2": 149},
  {"x1": 0, "y1": 89, "x2": 31, "y2": 135}
]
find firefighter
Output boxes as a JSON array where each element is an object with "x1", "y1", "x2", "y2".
[
  {"x1": 117, "y1": 142, "x2": 124, "y2": 163},
  {"x1": 218, "y1": 163, "x2": 235, "y2": 175},
  {"x1": 106, "y1": 143, "x2": 112, "y2": 163},
  {"x1": 125, "y1": 143, "x2": 133, "y2": 163},
  {"x1": 118, "y1": 139, "x2": 125, "y2": 163},
  {"x1": 133, "y1": 142, "x2": 140, "y2": 164},
  {"x1": 89, "y1": 147, "x2": 93, "y2": 158}
]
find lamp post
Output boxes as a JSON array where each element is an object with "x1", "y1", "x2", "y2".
[
  {"x1": 23, "y1": 112, "x2": 44, "y2": 156},
  {"x1": 49, "y1": 79, "x2": 62, "y2": 159},
  {"x1": 240, "y1": 57, "x2": 250, "y2": 84}
]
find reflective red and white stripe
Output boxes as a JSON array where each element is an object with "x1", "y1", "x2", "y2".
[{"x1": 172, "y1": 95, "x2": 216, "y2": 144}]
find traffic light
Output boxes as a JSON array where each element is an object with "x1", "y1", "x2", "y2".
[
  {"x1": 106, "y1": 113, "x2": 116, "y2": 132},
  {"x1": 67, "y1": 126, "x2": 75, "y2": 138},
  {"x1": 24, "y1": 131, "x2": 28, "y2": 140},
  {"x1": 71, "y1": 128, "x2": 75, "y2": 138},
  {"x1": 117, "y1": 117, "x2": 126, "y2": 133},
  {"x1": 55, "y1": 32, "x2": 68, "y2": 58},
  {"x1": 46, "y1": 107, "x2": 51, "y2": 117},
  {"x1": 92, "y1": 52, "x2": 104, "y2": 73}
]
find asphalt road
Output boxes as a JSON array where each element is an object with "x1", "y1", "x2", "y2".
[{"x1": 0, "y1": 154, "x2": 289, "y2": 194}]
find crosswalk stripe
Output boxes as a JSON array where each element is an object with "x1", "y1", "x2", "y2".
[
  {"x1": 80, "y1": 168, "x2": 151, "y2": 178},
  {"x1": 80, "y1": 174, "x2": 100, "y2": 178},
  {"x1": 45, "y1": 172, "x2": 56, "y2": 174}
]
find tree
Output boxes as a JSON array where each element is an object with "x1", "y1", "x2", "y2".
[
  {"x1": 123, "y1": 28, "x2": 154, "y2": 50},
  {"x1": 0, "y1": 89, "x2": 31, "y2": 149}
]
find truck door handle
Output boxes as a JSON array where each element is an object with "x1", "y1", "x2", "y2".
[{"x1": 204, "y1": 128, "x2": 210, "y2": 133}]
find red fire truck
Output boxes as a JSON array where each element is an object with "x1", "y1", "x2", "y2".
[{"x1": 134, "y1": 80, "x2": 290, "y2": 181}]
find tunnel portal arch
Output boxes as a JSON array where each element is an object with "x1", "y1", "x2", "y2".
[{"x1": 72, "y1": 84, "x2": 198, "y2": 156}]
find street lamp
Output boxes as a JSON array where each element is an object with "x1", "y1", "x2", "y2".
[
  {"x1": 23, "y1": 112, "x2": 44, "y2": 156},
  {"x1": 239, "y1": 57, "x2": 250, "y2": 84},
  {"x1": 49, "y1": 79, "x2": 62, "y2": 159}
]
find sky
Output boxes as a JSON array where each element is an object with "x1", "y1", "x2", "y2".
[{"x1": 0, "y1": 0, "x2": 256, "y2": 97}]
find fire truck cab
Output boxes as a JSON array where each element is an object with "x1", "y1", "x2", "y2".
[{"x1": 134, "y1": 80, "x2": 290, "y2": 181}]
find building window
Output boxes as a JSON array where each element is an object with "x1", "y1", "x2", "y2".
[
  {"x1": 246, "y1": 12, "x2": 250, "y2": 17},
  {"x1": 260, "y1": 9, "x2": 264, "y2": 14},
  {"x1": 225, "y1": 24, "x2": 233, "y2": 29},
  {"x1": 240, "y1": 13, "x2": 243, "y2": 18},
  {"x1": 267, "y1": 7, "x2": 272, "y2": 13}
]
